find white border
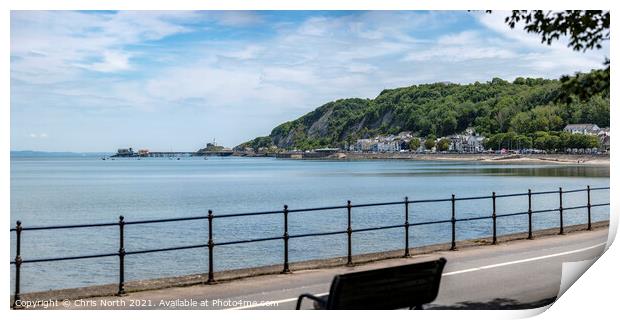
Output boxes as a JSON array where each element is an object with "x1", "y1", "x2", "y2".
[{"x1": 2, "y1": 1, "x2": 616, "y2": 320}]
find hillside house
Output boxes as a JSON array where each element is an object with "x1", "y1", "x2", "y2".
[
  {"x1": 463, "y1": 136, "x2": 485, "y2": 153},
  {"x1": 563, "y1": 124, "x2": 600, "y2": 135},
  {"x1": 354, "y1": 139, "x2": 375, "y2": 152}
]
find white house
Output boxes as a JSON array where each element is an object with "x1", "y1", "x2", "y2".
[
  {"x1": 463, "y1": 136, "x2": 485, "y2": 153},
  {"x1": 448, "y1": 135, "x2": 467, "y2": 152},
  {"x1": 354, "y1": 139, "x2": 375, "y2": 152},
  {"x1": 563, "y1": 124, "x2": 600, "y2": 135}
]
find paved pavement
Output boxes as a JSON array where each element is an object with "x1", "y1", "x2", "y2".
[{"x1": 30, "y1": 228, "x2": 607, "y2": 310}]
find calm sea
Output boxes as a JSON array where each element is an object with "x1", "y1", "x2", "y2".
[{"x1": 10, "y1": 156, "x2": 610, "y2": 292}]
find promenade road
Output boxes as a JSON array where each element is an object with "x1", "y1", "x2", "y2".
[{"x1": 30, "y1": 228, "x2": 608, "y2": 310}]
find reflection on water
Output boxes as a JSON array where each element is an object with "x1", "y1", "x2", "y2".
[{"x1": 346, "y1": 164, "x2": 609, "y2": 178}]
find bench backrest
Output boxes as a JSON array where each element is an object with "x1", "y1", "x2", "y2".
[{"x1": 325, "y1": 257, "x2": 447, "y2": 309}]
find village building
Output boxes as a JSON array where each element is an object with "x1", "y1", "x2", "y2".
[
  {"x1": 354, "y1": 138, "x2": 375, "y2": 152},
  {"x1": 376, "y1": 140, "x2": 401, "y2": 152},
  {"x1": 598, "y1": 127, "x2": 610, "y2": 152},
  {"x1": 464, "y1": 136, "x2": 486, "y2": 153},
  {"x1": 448, "y1": 135, "x2": 467, "y2": 153},
  {"x1": 600, "y1": 136, "x2": 610, "y2": 152},
  {"x1": 355, "y1": 130, "x2": 485, "y2": 153},
  {"x1": 563, "y1": 124, "x2": 601, "y2": 135}
]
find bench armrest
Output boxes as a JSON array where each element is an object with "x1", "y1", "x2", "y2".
[{"x1": 296, "y1": 293, "x2": 327, "y2": 310}]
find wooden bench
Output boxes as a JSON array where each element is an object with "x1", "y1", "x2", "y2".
[{"x1": 296, "y1": 257, "x2": 446, "y2": 310}]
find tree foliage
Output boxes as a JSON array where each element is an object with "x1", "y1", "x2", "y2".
[
  {"x1": 424, "y1": 135, "x2": 437, "y2": 150},
  {"x1": 236, "y1": 136, "x2": 274, "y2": 152},
  {"x1": 437, "y1": 138, "x2": 451, "y2": 152},
  {"x1": 505, "y1": 10, "x2": 609, "y2": 52},
  {"x1": 486, "y1": 131, "x2": 599, "y2": 151},
  {"x1": 502, "y1": 10, "x2": 609, "y2": 102}
]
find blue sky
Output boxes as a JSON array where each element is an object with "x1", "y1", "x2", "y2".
[{"x1": 10, "y1": 11, "x2": 609, "y2": 152}]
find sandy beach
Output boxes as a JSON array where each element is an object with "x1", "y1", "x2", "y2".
[{"x1": 327, "y1": 152, "x2": 610, "y2": 166}]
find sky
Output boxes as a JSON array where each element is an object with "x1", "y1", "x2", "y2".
[{"x1": 10, "y1": 10, "x2": 609, "y2": 152}]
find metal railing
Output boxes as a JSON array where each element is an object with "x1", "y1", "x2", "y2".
[{"x1": 10, "y1": 185, "x2": 610, "y2": 307}]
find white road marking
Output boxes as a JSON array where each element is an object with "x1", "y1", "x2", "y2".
[
  {"x1": 443, "y1": 242, "x2": 606, "y2": 276},
  {"x1": 225, "y1": 242, "x2": 606, "y2": 310}
]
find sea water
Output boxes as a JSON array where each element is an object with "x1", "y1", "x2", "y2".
[{"x1": 10, "y1": 156, "x2": 610, "y2": 292}]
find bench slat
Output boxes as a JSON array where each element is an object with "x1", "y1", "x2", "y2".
[{"x1": 326, "y1": 258, "x2": 446, "y2": 310}]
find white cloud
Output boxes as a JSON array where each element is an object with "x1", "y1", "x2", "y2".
[
  {"x1": 347, "y1": 63, "x2": 378, "y2": 74},
  {"x1": 297, "y1": 16, "x2": 332, "y2": 36},
  {"x1": 403, "y1": 30, "x2": 517, "y2": 62},
  {"x1": 219, "y1": 45, "x2": 265, "y2": 60},
  {"x1": 10, "y1": 10, "x2": 196, "y2": 82},
  {"x1": 404, "y1": 46, "x2": 516, "y2": 62},
  {"x1": 77, "y1": 51, "x2": 132, "y2": 73},
  {"x1": 437, "y1": 30, "x2": 480, "y2": 45},
  {"x1": 476, "y1": 11, "x2": 544, "y2": 48}
]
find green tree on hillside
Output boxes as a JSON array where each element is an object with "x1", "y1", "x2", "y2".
[
  {"x1": 437, "y1": 138, "x2": 451, "y2": 152},
  {"x1": 424, "y1": 135, "x2": 437, "y2": 150},
  {"x1": 409, "y1": 138, "x2": 420, "y2": 151}
]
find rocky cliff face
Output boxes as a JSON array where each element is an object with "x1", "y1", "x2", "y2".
[{"x1": 268, "y1": 98, "x2": 374, "y2": 149}]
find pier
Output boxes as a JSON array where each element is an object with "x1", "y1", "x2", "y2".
[
  {"x1": 144, "y1": 152, "x2": 195, "y2": 158},
  {"x1": 110, "y1": 149, "x2": 234, "y2": 158}
]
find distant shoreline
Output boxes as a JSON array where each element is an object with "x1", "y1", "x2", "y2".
[
  {"x1": 310, "y1": 152, "x2": 610, "y2": 166},
  {"x1": 10, "y1": 150, "x2": 610, "y2": 166}
]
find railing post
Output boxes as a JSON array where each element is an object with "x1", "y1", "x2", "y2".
[
  {"x1": 207, "y1": 210, "x2": 216, "y2": 284},
  {"x1": 346, "y1": 200, "x2": 353, "y2": 266},
  {"x1": 587, "y1": 185, "x2": 592, "y2": 230},
  {"x1": 559, "y1": 187, "x2": 564, "y2": 235},
  {"x1": 450, "y1": 194, "x2": 456, "y2": 250},
  {"x1": 528, "y1": 189, "x2": 533, "y2": 239},
  {"x1": 404, "y1": 197, "x2": 411, "y2": 258},
  {"x1": 12, "y1": 221, "x2": 23, "y2": 309},
  {"x1": 492, "y1": 192, "x2": 497, "y2": 245},
  {"x1": 117, "y1": 216, "x2": 126, "y2": 296},
  {"x1": 282, "y1": 205, "x2": 291, "y2": 273}
]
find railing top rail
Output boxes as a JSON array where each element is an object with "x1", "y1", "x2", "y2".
[
  {"x1": 530, "y1": 190, "x2": 560, "y2": 195},
  {"x1": 10, "y1": 185, "x2": 609, "y2": 232},
  {"x1": 351, "y1": 201, "x2": 405, "y2": 208},
  {"x1": 125, "y1": 215, "x2": 208, "y2": 225},
  {"x1": 212, "y1": 209, "x2": 283, "y2": 219},
  {"x1": 409, "y1": 197, "x2": 453, "y2": 204},
  {"x1": 562, "y1": 188, "x2": 588, "y2": 194},
  {"x1": 287, "y1": 204, "x2": 348, "y2": 213},
  {"x1": 453, "y1": 195, "x2": 493, "y2": 201},
  {"x1": 590, "y1": 187, "x2": 610, "y2": 191},
  {"x1": 495, "y1": 192, "x2": 530, "y2": 198}
]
